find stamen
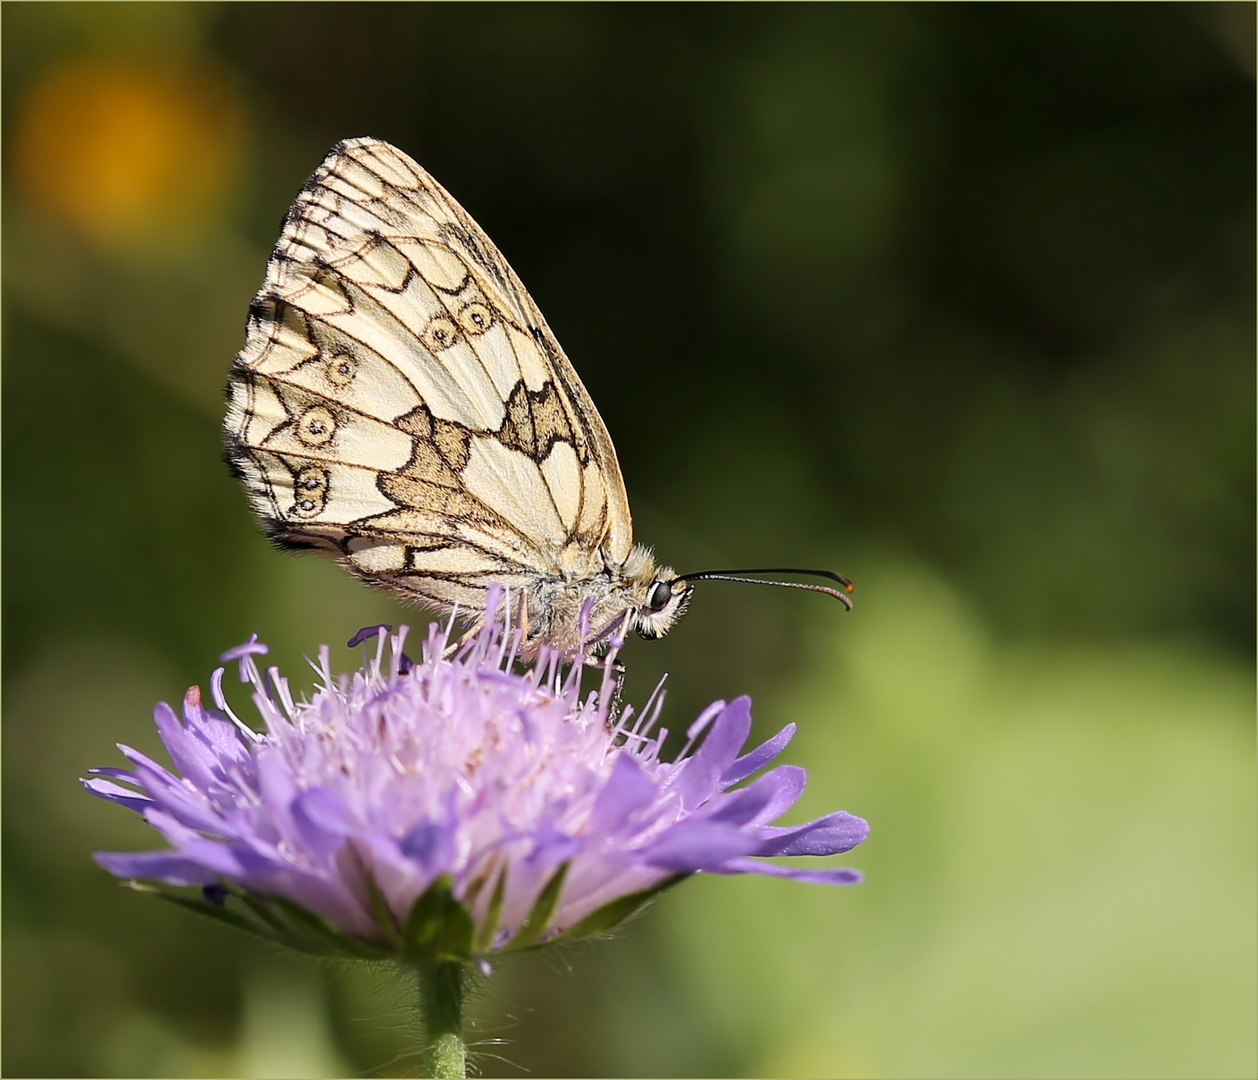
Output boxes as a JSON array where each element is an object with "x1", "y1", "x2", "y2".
[
  {"x1": 635, "y1": 675, "x2": 670, "y2": 740},
  {"x1": 268, "y1": 666, "x2": 296, "y2": 718},
  {"x1": 504, "y1": 625, "x2": 523, "y2": 671},
  {"x1": 347, "y1": 624, "x2": 392, "y2": 649},
  {"x1": 210, "y1": 666, "x2": 261, "y2": 741},
  {"x1": 391, "y1": 626, "x2": 412, "y2": 678},
  {"x1": 676, "y1": 700, "x2": 726, "y2": 762}
]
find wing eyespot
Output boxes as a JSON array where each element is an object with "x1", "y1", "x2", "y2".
[
  {"x1": 457, "y1": 302, "x2": 495, "y2": 336},
  {"x1": 423, "y1": 316, "x2": 461, "y2": 351},
  {"x1": 290, "y1": 466, "x2": 329, "y2": 518},
  {"x1": 295, "y1": 406, "x2": 338, "y2": 448},
  {"x1": 324, "y1": 351, "x2": 358, "y2": 388}
]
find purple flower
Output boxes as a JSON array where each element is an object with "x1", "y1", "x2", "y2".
[{"x1": 85, "y1": 593, "x2": 867, "y2": 961}]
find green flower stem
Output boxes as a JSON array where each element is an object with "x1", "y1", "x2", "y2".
[{"x1": 416, "y1": 960, "x2": 467, "y2": 1079}]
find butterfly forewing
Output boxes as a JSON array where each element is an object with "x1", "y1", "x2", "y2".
[{"x1": 226, "y1": 138, "x2": 638, "y2": 627}]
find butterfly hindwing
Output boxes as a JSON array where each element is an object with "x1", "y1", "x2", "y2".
[{"x1": 225, "y1": 138, "x2": 634, "y2": 616}]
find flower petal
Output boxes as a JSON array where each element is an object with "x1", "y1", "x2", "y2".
[
  {"x1": 716, "y1": 857, "x2": 864, "y2": 884},
  {"x1": 708, "y1": 765, "x2": 806, "y2": 827},
  {"x1": 401, "y1": 821, "x2": 457, "y2": 874},
  {"x1": 640, "y1": 820, "x2": 760, "y2": 871},
  {"x1": 670, "y1": 696, "x2": 753, "y2": 811},
  {"x1": 153, "y1": 701, "x2": 222, "y2": 791},
  {"x1": 94, "y1": 850, "x2": 220, "y2": 885},
  {"x1": 121, "y1": 757, "x2": 233, "y2": 837},
  {"x1": 182, "y1": 702, "x2": 252, "y2": 767},
  {"x1": 142, "y1": 809, "x2": 254, "y2": 876},
  {"x1": 720, "y1": 722, "x2": 796, "y2": 787},
  {"x1": 586, "y1": 753, "x2": 657, "y2": 834},
  {"x1": 82, "y1": 776, "x2": 153, "y2": 813},
  {"x1": 292, "y1": 788, "x2": 355, "y2": 857},
  {"x1": 755, "y1": 811, "x2": 870, "y2": 856}
]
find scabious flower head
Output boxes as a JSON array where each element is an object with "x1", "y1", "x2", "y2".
[{"x1": 86, "y1": 590, "x2": 868, "y2": 962}]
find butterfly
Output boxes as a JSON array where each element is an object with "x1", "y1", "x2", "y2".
[{"x1": 224, "y1": 138, "x2": 851, "y2": 656}]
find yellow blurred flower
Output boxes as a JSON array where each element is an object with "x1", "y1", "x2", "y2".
[{"x1": 14, "y1": 56, "x2": 246, "y2": 249}]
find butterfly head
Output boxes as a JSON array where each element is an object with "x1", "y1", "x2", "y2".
[
  {"x1": 620, "y1": 546, "x2": 691, "y2": 641},
  {"x1": 633, "y1": 573, "x2": 692, "y2": 640}
]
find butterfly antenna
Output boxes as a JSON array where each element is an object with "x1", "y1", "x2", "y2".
[{"x1": 674, "y1": 567, "x2": 855, "y2": 610}]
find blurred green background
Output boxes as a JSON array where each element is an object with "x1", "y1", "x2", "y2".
[{"x1": 3, "y1": 4, "x2": 1254, "y2": 1077}]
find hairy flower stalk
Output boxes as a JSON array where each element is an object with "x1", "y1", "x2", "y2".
[{"x1": 85, "y1": 590, "x2": 868, "y2": 1076}]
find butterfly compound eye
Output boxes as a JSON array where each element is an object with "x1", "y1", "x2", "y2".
[{"x1": 646, "y1": 579, "x2": 673, "y2": 613}]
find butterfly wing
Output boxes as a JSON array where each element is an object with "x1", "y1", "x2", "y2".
[{"x1": 225, "y1": 138, "x2": 634, "y2": 614}]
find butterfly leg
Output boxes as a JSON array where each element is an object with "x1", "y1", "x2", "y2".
[
  {"x1": 514, "y1": 589, "x2": 533, "y2": 650},
  {"x1": 442, "y1": 616, "x2": 484, "y2": 659},
  {"x1": 599, "y1": 658, "x2": 627, "y2": 726}
]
